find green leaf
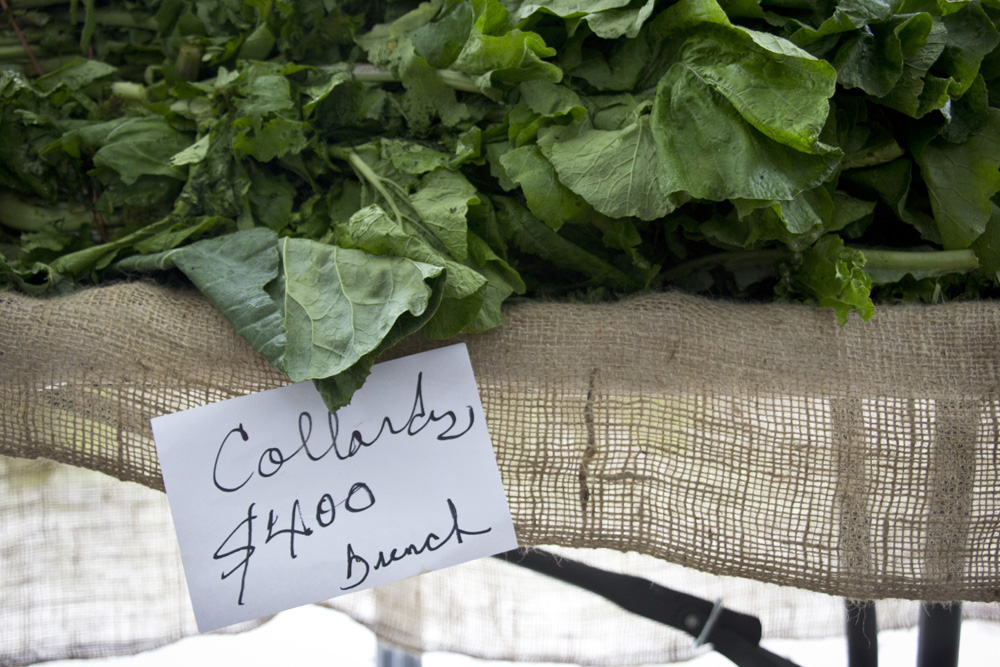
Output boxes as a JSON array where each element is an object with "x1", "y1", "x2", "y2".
[
  {"x1": 788, "y1": 235, "x2": 874, "y2": 325},
  {"x1": 841, "y1": 158, "x2": 940, "y2": 243},
  {"x1": 873, "y1": 15, "x2": 950, "y2": 117},
  {"x1": 395, "y1": 39, "x2": 472, "y2": 132},
  {"x1": 411, "y1": 0, "x2": 475, "y2": 68},
  {"x1": 137, "y1": 228, "x2": 287, "y2": 368},
  {"x1": 231, "y1": 63, "x2": 310, "y2": 161},
  {"x1": 335, "y1": 204, "x2": 488, "y2": 337},
  {"x1": 279, "y1": 237, "x2": 444, "y2": 381},
  {"x1": 380, "y1": 138, "x2": 452, "y2": 175},
  {"x1": 33, "y1": 58, "x2": 118, "y2": 95},
  {"x1": 584, "y1": 0, "x2": 659, "y2": 39},
  {"x1": 505, "y1": 0, "x2": 657, "y2": 39},
  {"x1": 116, "y1": 227, "x2": 446, "y2": 409},
  {"x1": 705, "y1": 186, "x2": 838, "y2": 251},
  {"x1": 492, "y1": 195, "x2": 634, "y2": 289},
  {"x1": 540, "y1": 114, "x2": 688, "y2": 221},
  {"x1": 649, "y1": 0, "x2": 841, "y2": 201},
  {"x1": 451, "y1": 0, "x2": 563, "y2": 89},
  {"x1": 917, "y1": 109, "x2": 1000, "y2": 249},
  {"x1": 496, "y1": 144, "x2": 592, "y2": 229},
  {"x1": 971, "y1": 204, "x2": 1000, "y2": 276},
  {"x1": 926, "y1": 0, "x2": 999, "y2": 97},
  {"x1": 58, "y1": 117, "x2": 192, "y2": 185},
  {"x1": 408, "y1": 168, "x2": 480, "y2": 261},
  {"x1": 830, "y1": 13, "x2": 930, "y2": 97}
]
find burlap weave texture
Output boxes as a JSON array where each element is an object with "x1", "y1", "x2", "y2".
[{"x1": 2, "y1": 281, "x2": 999, "y2": 607}]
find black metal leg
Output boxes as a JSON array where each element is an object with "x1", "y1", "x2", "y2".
[
  {"x1": 376, "y1": 640, "x2": 422, "y2": 667},
  {"x1": 916, "y1": 602, "x2": 962, "y2": 667},
  {"x1": 845, "y1": 599, "x2": 878, "y2": 667}
]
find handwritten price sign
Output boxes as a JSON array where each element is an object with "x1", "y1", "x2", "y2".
[{"x1": 152, "y1": 344, "x2": 517, "y2": 633}]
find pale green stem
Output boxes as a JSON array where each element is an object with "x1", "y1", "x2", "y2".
[
  {"x1": 862, "y1": 248, "x2": 979, "y2": 273},
  {"x1": 324, "y1": 63, "x2": 480, "y2": 94},
  {"x1": 333, "y1": 148, "x2": 405, "y2": 227}
]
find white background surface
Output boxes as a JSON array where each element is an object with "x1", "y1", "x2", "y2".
[{"x1": 46, "y1": 601, "x2": 998, "y2": 667}]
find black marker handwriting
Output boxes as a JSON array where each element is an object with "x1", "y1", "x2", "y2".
[
  {"x1": 212, "y1": 373, "x2": 475, "y2": 491},
  {"x1": 341, "y1": 498, "x2": 492, "y2": 590},
  {"x1": 213, "y1": 482, "x2": 375, "y2": 606},
  {"x1": 213, "y1": 502, "x2": 256, "y2": 606}
]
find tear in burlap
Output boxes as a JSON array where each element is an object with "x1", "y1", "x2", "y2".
[{"x1": 2, "y1": 282, "x2": 999, "y2": 665}]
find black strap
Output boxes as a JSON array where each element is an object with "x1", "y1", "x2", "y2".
[{"x1": 494, "y1": 548, "x2": 802, "y2": 667}]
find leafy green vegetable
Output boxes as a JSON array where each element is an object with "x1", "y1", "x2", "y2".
[{"x1": 2, "y1": 0, "x2": 999, "y2": 409}]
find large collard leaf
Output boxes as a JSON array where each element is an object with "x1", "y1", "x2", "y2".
[
  {"x1": 335, "y1": 204, "x2": 489, "y2": 338},
  {"x1": 917, "y1": 108, "x2": 1000, "y2": 249},
  {"x1": 449, "y1": 0, "x2": 564, "y2": 89},
  {"x1": 907, "y1": 0, "x2": 1000, "y2": 97},
  {"x1": 408, "y1": 168, "x2": 480, "y2": 261},
  {"x1": 649, "y1": 0, "x2": 841, "y2": 202},
  {"x1": 496, "y1": 144, "x2": 594, "y2": 229},
  {"x1": 503, "y1": 0, "x2": 658, "y2": 39},
  {"x1": 278, "y1": 237, "x2": 444, "y2": 382},
  {"x1": 121, "y1": 228, "x2": 288, "y2": 368},
  {"x1": 116, "y1": 228, "x2": 446, "y2": 409},
  {"x1": 538, "y1": 113, "x2": 688, "y2": 221},
  {"x1": 872, "y1": 13, "x2": 951, "y2": 117}
]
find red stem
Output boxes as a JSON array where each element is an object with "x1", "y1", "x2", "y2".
[{"x1": 1, "y1": 0, "x2": 45, "y2": 76}]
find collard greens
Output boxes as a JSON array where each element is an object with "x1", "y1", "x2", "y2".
[{"x1": 2, "y1": 0, "x2": 999, "y2": 408}]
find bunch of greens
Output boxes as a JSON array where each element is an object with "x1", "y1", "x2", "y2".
[{"x1": 2, "y1": 0, "x2": 999, "y2": 409}]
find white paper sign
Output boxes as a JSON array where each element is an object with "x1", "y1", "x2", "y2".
[{"x1": 152, "y1": 344, "x2": 517, "y2": 633}]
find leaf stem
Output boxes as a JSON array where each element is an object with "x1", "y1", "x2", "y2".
[
  {"x1": 662, "y1": 246, "x2": 980, "y2": 285},
  {"x1": 330, "y1": 146, "x2": 405, "y2": 227},
  {"x1": 324, "y1": 63, "x2": 480, "y2": 94},
  {"x1": 49, "y1": 8, "x2": 159, "y2": 30},
  {"x1": 861, "y1": 248, "x2": 979, "y2": 273}
]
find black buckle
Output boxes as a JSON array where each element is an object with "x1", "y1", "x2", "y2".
[{"x1": 495, "y1": 548, "x2": 801, "y2": 667}]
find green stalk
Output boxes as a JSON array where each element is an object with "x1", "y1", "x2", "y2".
[
  {"x1": 110, "y1": 80, "x2": 146, "y2": 103},
  {"x1": 0, "y1": 54, "x2": 79, "y2": 73},
  {"x1": 0, "y1": 190, "x2": 92, "y2": 233},
  {"x1": 50, "y1": 8, "x2": 158, "y2": 30},
  {"x1": 861, "y1": 248, "x2": 979, "y2": 273},
  {"x1": 0, "y1": 45, "x2": 43, "y2": 59},
  {"x1": 329, "y1": 146, "x2": 405, "y2": 227},
  {"x1": 662, "y1": 247, "x2": 980, "y2": 286},
  {"x1": 174, "y1": 42, "x2": 202, "y2": 81}
]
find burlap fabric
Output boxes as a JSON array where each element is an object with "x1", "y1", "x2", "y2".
[{"x1": 2, "y1": 282, "x2": 999, "y2": 664}]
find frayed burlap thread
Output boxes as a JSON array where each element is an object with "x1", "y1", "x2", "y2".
[{"x1": 2, "y1": 282, "x2": 999, "y2": 664}]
